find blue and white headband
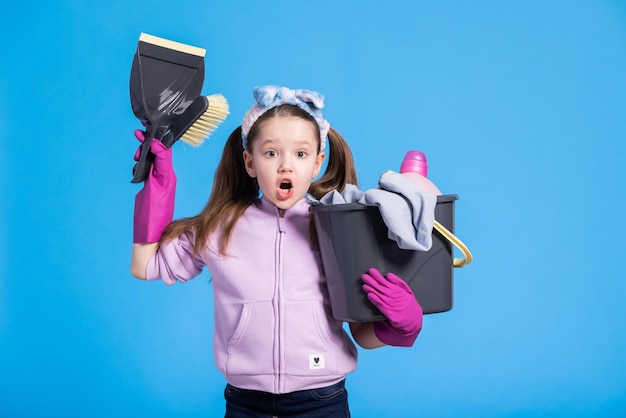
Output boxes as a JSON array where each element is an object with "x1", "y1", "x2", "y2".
[{"x1": 241, "y1": 85, "x2": 330, "y2": 151}]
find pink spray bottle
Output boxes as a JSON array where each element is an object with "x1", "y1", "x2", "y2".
[{"x1": 399, "y1": 150, "x2": 442, "y2": 195}]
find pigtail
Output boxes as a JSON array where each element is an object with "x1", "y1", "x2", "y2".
[{"x1": 309, "y1": 127, "x2": 358, "y2": 199}]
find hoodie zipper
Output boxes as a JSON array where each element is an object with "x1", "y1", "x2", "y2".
[{"x1": 274, "y1": 207, "x2": 286, "y2": 393}]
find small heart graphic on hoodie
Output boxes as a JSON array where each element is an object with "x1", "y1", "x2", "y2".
[{"x1": 309, "y1": 354, "x2": 324, "y2": 369}]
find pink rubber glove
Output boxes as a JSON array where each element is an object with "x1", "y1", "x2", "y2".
[
  {"x1": 362, "y1": 268, "x2": 423, "y2": 347},
  {"x1": 133, "y1": 129, "x2": 176, "y2": 243}
]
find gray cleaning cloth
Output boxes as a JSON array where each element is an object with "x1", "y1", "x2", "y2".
[{"x1": 307, "y1": 170, "x2": 437, "y2": 251}]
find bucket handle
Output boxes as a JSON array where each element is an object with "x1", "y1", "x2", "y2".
[{"x1": 433, "y1": 220, "x2": 473, "y2": 268}]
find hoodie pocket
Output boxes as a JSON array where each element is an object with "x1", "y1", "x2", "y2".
[
  {"x1": 225, "y1": 301, "x2": 276, "y2": 376},
  {"x1": 283, "y1": 300, "x2": 356, "y2": 376}
]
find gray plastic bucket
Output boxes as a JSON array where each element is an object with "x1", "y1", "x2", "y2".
[{"x1": 311, "y1": 194, "x2": 458, "y2": 322}]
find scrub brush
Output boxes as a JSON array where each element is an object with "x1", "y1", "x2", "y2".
[{"x1": 160, "y1": 94, "x2": 230, "y2": 148}]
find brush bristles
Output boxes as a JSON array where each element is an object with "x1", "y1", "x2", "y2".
[{"x1": 180, "y1": 94, "x2": 230, "y2": 147}]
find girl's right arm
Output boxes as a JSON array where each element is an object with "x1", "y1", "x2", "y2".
[
  {"x1": 130, "y1": 243, "x2": 159, "y2": 280},
  {"x1": 130, "y1": 131, "x2": 177, "y2": 281}
]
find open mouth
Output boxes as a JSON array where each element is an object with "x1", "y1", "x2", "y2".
[{"x1": 278, "y1": 180, "x2": 294, "y2": 199}]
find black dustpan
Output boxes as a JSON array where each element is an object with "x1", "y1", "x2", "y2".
[{"x1": 129, "y1": 33, "x2": 206, "y2": 183}]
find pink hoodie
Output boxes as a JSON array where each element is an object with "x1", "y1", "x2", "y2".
[{"x1": 147, "y1": 198, "x2": 358, "y2": 394}]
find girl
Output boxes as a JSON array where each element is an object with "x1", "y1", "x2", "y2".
[{"x1": 130, "y1": 86, "x2": 423, "y2": 417}]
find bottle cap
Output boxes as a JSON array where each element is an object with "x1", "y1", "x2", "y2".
[{"x1": 400, "y1": 150, "x2": 428, "y2": 177}]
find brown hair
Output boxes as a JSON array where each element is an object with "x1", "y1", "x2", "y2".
[{"x1": 160, "y1": 104, "x2": 358, "y2": 255}]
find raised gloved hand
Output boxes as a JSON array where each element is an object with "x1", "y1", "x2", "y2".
[
  {"x1": 133, "y1": 129, "x2": 176, "y2": 243},
  {"x1": 362, "y1": 268, "x2": 423, "y2": 347}
]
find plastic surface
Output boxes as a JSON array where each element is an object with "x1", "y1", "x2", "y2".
[
  {"x1": 433, "y1": 220, "x2": 473, "y2": 267},
  {"x1": 401, "y1": 171, "x2": 442, "y2": 195},
  {"x1": 400, "y1": 150, "x2": 442, "y2": 195},
  {"x1": 400, "y1": 150, "x2": 429, "y2": 177},
  {"x1": 129, "y1": 34, "x2": 205, "y2": 183},
  {"x1": 311, "y1": 194, "x2": 459, "y2": 322}
]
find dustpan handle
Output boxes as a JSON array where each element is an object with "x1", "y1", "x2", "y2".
[
  {"x1": 131, "y1": 130, "x2": 156, "y2": 184},
  {"x1": 433, "y1": 220, "x2": 473, "y2": 268}
]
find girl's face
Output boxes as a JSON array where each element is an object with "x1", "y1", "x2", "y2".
[{"x1": 243, "y1": 116, "x2": 325, "y2": 210}]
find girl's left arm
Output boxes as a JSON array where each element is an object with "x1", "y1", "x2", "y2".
[
  {"x1": 349, "y1": 268, "x2": 423, "y2": 349},
  {"x1": 360, "y1": 268, "x2": 423, "y2": 347},
  {"x1": 349, "y1": 322, "x2": 386, "y2": 349}
]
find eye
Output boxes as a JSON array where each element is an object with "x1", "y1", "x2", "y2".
[
  {"x1": 296, "y1": 151, "x2": 307, "y2": 158},
  {"x1": 265, "y1": 150, "x2": 277, "y2": 158}
]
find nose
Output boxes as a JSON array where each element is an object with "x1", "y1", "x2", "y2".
[{"x1": 279, "y1": 155, "x2": 293, "y2": 172}]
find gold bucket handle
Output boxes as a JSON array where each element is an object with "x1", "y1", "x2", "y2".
[{"x1": 433, "y1": 220, "x2": 473, "y2": 268}]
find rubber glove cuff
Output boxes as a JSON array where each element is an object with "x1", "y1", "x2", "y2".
[{"x1": 373, "y1": 320, "x2": 421, "y2": 347}]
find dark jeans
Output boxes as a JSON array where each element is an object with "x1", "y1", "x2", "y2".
[{"x1": 224, "y1": 379, "x2": 350, "y2": 417}]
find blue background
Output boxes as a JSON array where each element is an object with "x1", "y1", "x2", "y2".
[{"x1": 2, "y1": 1, "x2": 625, "y2": 416}]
